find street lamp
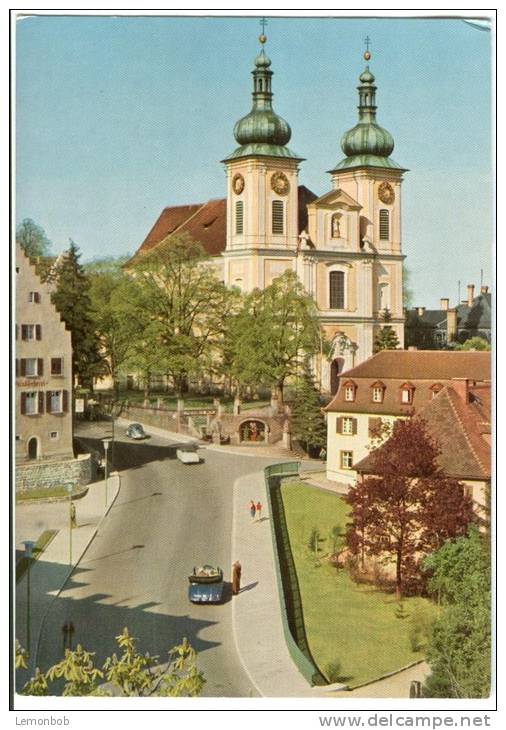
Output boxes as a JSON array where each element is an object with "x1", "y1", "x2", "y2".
[
  {"x1": 22, "y1": 540, "x2": 36, "y2": 657},
  {"x1": 102, "y1": 438, "x2": 111, "y2": 507},
  {"x1": 66, "y1": 484, "x2": 73, "y2": 567}
]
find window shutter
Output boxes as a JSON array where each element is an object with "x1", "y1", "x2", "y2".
[
  {"x1": 352, "y1": 418, "x2": 358, "y2": 435},
  {"x1": 20, "y1": 392, "x2": 26, "y2": 415},
  {"x1": 46, "y1": 391, "x2": 52, "y2": 413},
  {"x1": 38, "y1": 391, "x2": 44, "y2": 414},
  {"x1": 63, "y1": 390, "x2": 69, "y2": 412},
  {"x1": 20, "y1": 359, "x2": 26, "y2": 376},
  {"x1": 36, "y1": 325, "x2": 42, "y2": 340},
  {"x1": 272, "y1": 200, "x2": 284, "y2": 234},
  {"x1": 336, "y1": 416, "x2": 343, "y2": 434},
  {"x1": 34, "y1": 292, "x2": 41, "y2": 303},
  {"x1": 38, "y1": 358, "x2": 43, "y2": 375},
  {"x1": 21, "y1": 325, "x2": 28, "y2": 340},
  {"x1": 15, "y1": 359, "x2": 19, "y2": 377}
]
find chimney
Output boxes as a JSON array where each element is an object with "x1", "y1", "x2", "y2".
[
  {"x1": 467, "y1": 284, "x2": 475, "y2": 307},
  {"x1": 481, "y1": 285, "x2": 489, "y2": 295},
  {"x1": 417, "y1": 306, "x2": 426, "y2": 316},
  {"x1": 447, "y1": 308, "x2": 457, "y2": 342},
  {"x1": 440, "y1": 298, "x2": 449, "y2": 311},
  {"x1": 452, "y1": 378, "x2": 470, "y2": 404}
]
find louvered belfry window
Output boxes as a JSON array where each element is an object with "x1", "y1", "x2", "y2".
[
  {"x1": 272, "y1": 200, "x2": 284, "y2": 234},
  {"x1": 379, "y1": 209, "x2": 390, "y2": 240},
  {"x1": 329, "y1": 271, "x2": 345, "y2": 309},
  {"x1": 235, "y1": 201, "x2": 244, "y2": 234}
]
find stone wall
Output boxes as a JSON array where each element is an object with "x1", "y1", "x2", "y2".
[{"x1": 16, "y1": 454, "x2": 92, "y2": 493}]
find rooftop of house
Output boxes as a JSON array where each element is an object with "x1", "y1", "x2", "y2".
[
  {"x1": 354, "y1": 381, "x2": 491, "y2": 481},
  {"x1": 405, "y1": 291, "x2": 492, "y2": 331},
  {"x1": 325, "y1": 350, "x2": 491, "y2": 416},
  {"x1": 126, "y1": 185, "x2": 317, "y2": 267}
]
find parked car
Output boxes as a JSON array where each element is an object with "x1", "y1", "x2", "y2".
[
  {"x1": 125, "y1": 423, "x2": 147, "y2": 440},
  {"x1": 188, "y1": 565, "x2": 224, "y2": 603},
  {"x1": 176, "y1": 448, "x2": 200, "y2": 464}
]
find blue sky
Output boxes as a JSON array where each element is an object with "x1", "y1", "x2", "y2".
[{"x1": 15, "y1": 14, "x2": 493, "y2": 308}]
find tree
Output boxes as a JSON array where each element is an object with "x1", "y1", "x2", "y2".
[
  {"x1": 50, "y1": 240, "x2": 107, "y2": 389},
  {"x1": 422, "y1": 529, "x2": 491, "y2": 698},
  {"x1": 345, "y1": 418, "x2": 474, "y2": 598},
  {"x1": 290, "y1": 361, "x2": 327, "y2": 455},
  {"x1": 230, "y1": 270, "x2": 327, "y2": 404},
  {"x1": 17, "y1": 628, "x2": 205, "y2": 697},
  {"x1": 374, "y1": 308, "x2": 400, "y2": 352},
  {"x1": 453, "y1": 336, "x2": 491, "y2": 351},
  {"x1": 128, "y1": 233, "x2": 236, "y2": 397},
  {"x1": 16, "y1": 218, "x2": 52, "y2": 258},
  {"x1": 88, "y1": 259, "x2": 137, "y2": 394},
  {"x1": 403, "y1": 264, "x2": 414, "y2": 309}
]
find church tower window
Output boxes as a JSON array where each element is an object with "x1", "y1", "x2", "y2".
[
  {"x1": 235, "y1": 201, "x2": 244, "y2": 234},
  {"x1": 379, "y1": 209, "x2": 390, "y2": 240},
  {"x1": 272, "y1": 200, "x2": 284, "y2": 234},
  {"x1": 329, "y1": 271, "x2": 345, "y2": 309}
]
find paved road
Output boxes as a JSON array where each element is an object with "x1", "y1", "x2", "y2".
[{"x1": 33, "y1": 422, "x2": 279, "y2": 697}]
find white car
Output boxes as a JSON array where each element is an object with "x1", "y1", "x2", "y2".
[{"x1": 176, "y1": 449, "x2": 200, "y2": 464}]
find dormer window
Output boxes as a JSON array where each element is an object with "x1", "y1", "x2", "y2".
[
  {"x1": 430, "y1": 383, "x2": 444, "y2": 399},
  {"x1": 400, "y1": 382, "x2": 415, "y2": 404},
  {"x1": 343, "y1": 380, "x2": 357, "y2": 402},
  {"x1": 371, "y1": 381, "x2": 385, "y2": 403}
]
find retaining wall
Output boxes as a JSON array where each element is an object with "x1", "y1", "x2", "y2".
[{"x1": 16, "y1": 454, "x2": 92, "y2": 492}]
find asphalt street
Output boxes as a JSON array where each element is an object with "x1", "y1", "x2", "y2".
[{"x1": 32, "y1": 421, "x2": 281, "y2": 697}]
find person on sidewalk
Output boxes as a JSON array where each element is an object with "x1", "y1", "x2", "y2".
[
  {"x1": 255, "y1": 500, "x2": 262, "y2": 521},
  {"x1": 232, "y1": 560, "x2": 242, "y2": 595},
  {"x1": 249, "y1": 500, "x2": 256, "y2": 521},
  {"x1": 70, "y1": 502, "x2": 77, "y2": 529}
]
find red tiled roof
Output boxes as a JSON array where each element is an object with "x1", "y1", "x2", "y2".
[
  {"x1": 355, "y1": 383, "x2": 491, "y2": 481},
  {"x1": 325, "y1": 351, "x2": 491, "y2": 415},
  {"x1": 127, "y1": 185, "x2": 318, "y2": 266}
]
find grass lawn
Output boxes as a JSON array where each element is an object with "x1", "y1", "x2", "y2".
[
  {"x1": 16, "y1": 485, "x2": 83, "y2": 503},
  {"x1": 280, "y1": 481, "x2": 438, "y2": 687}
]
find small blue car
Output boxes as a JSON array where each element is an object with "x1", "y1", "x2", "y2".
[
  {"x1": 125, "y1": 423, "x2": 147, "y2": 440},
  {"x1": 188, "y1": 565, "x2": 224, "y2": 604}
]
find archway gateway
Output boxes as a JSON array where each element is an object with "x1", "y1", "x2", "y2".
[{"x1": 239, "y1": 419, "x2": 267, "y2": 443}]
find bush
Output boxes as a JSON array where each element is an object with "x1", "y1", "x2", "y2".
[
  {"x1": 307, "y1": 526, "x2": 320, "y2": 554},
  {"x1": 408, "y1": 603, "x2": 439, "y2": 652},
  {"x1": 324, "y1": 660, "x2": 342, "y2": 684}
]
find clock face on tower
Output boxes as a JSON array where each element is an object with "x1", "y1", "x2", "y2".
[
  {"x1": 271, "y1": 172, "x2": 290, "y2": 196},
  {"x1": 232, "y1": 173, "x2": 245, "y2": 195},
  {"x1": 378, "y1": 181, "x2": 395, "y2": 205}
]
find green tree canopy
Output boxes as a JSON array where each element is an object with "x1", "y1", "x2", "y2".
[
  {"x1": 16, "y1": 218, "x2": 52, "y2": 259},
  {"x1": 127, "y1": 233, "x2": 237, "y2": 396},
  {"x1": 422, "y1": 529, "x2": 491, "y2": 698},
  {"x1": 290, "y1": 360, "x2": 327, "y2": 455},
  {"x1": 374, "y1": 308, "x2": 400, "y2": 352},
  {"x1": 230, "y1": 270, "x2": 328, "y2": 403},
  {"x1": 51, "y1": 240, "x2": 106, "y2": 388},
  {"x1": 453, "y1": 336, "x2": 491, "y2": 351}
]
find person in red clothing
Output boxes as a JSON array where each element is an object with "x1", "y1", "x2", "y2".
[
  {"x1": 249, "y1": 500, "x2": 256, "y2": 520},
  {"x1": 255, "y1": 500, "x2": 262, "y2": 521}
]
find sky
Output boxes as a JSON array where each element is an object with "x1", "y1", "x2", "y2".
[{"x1": 15, "y1": 13, "x2": 493, "y2": 308}]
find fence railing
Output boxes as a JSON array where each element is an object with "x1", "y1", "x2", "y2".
[{"x1": 264, "y1": 463, "x2": 327, "y2": 686}]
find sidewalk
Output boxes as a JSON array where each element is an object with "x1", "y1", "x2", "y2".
[
  {"x1": 15, "y1": 473, "x2": 121, "y2": 674},
  {"x1": 230, "y1": 468, "x2": 431, "y2": 698}
]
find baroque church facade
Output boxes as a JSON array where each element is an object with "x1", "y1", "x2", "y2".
[{"x1": 129, "y1": 36, "x2": 407, "y2": 394}]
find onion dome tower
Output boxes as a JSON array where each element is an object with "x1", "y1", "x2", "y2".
[
  {"x1": 330, "y1": 49, "x2": 405, "y2": 172},
  {"x1": 222, "y1": 24, "x2": 304, "y2": 286},
  {"x1": 224, "y1": 32, "x2": 302, "y2": 162}
]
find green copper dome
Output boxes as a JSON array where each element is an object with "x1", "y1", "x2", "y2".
[
  {"x1": 223, "y1": 43, "x2": 303, "y2": 162},
  {"x1": 330, "y1": 56, "x2": 406, "y2": 173}
]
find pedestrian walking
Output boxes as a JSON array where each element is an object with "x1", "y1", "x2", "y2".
[
  {"x1": 255, "y1": 500, "x2": 262, "y2": 521},
  {"x1": 249, "y1": 500, "x2": 256, "y2": 520},
  {"x1": 232, "y1": 560, "x2": 242, "y2": 595}
]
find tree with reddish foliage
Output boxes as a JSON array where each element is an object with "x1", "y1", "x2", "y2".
[{"x1": 345, "y1": 418, "x2": 474, "y2": 598}]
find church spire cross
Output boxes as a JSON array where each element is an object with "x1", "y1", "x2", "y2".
[
  {"x1": 259, "y1": 17, "x2": 267, "y2": 44},
  {"x1": 364, "y1": 35, "x2": 371, "y2": 61}
]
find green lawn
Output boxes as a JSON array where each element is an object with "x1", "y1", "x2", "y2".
[{"x1": 280, "y1": 481, "x2": 437, "y2": 687}]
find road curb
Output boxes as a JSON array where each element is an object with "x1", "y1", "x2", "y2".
[{"x1": 31, "y1": 474, "x2": 121, "y2": 674}]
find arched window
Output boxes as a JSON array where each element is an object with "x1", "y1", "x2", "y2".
[
  {"x1": 235, "y1": 201, "x2": 244, "y2": 235},
  {"x1": 329, "y1": 271, "x2": 345, "y2": 309},
  {"x1": 272, "y1": 200, "x2": 284, "y2": 234},
  {"x1": 379, "y1": 209, "x2": 390, "y2": 240}
]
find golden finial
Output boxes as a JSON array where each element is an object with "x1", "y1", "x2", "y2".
[
  {"x1": 364, "y1": 35, "x2": 371, "y2": 61},
  {"x1": 259, "y1": 17, "x2": 267, "y2": 44}
]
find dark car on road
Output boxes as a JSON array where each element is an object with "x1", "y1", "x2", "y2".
[
  {"x1": 188, "y1": 565, "x2": 224, "y2": 603},
  {"x1": 125, "y1": 423, "x2": 147, "y2": 440}
]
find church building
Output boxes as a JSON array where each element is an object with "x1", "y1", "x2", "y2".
[{"x1": 128, "y1": 33, "x2": 407, "y2": 393}]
